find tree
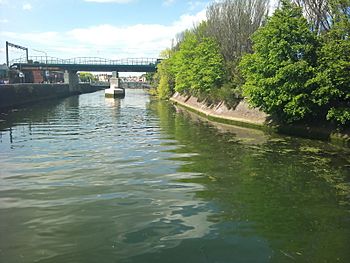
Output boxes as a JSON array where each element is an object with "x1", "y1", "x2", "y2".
[
  {"x1": 240, "y1": 0, "x2": 318, "y2": 123},
  {"x1": 144, "y1": 72, "x2": 154, "y2": 82},
  {"x1": 292, "y1": 0, "x2": 331, "y2": 32},
  {"x1": 156, "y1": 60, "x2": 174, "y2": 99},
  {"x1": 79, "y1": 72, "x2": 96, "y2": 83},
  {"x1": 205, "y1": 0, "x2": 269, "y2": 99},
  {"x1": 172, "y1": 30, "x2": 198, "y2": 94},
  {"x1": 172, "y1": 23, "x2": 225, "y2": 95},
  {"x1": 312, "y1": 1, "x2": 350, "y2": 126},
  {"x1": 154, "y1": 22, "x2": 225, "y2": 99},
  {"x1": 291, "y1": 0, "x2": 350, "y2": 33},
  {"x1": 206, "y1": 0, "x2": 269, "y2": 63},
  {"x1": 154, "y1": 48, "x2": 175, "y2": 99}
]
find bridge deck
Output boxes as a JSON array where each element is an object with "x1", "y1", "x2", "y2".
[{"x1": 11, "y1": 56, "x2": 160, "y2": 72}]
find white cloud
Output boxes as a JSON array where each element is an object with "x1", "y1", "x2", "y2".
[
  {"x1": 2, "y1": 31, "x2": 61, "y2": 45},
  {"x1": 173, "y1": 9, "x2": 206, "y2": 29},
  {"x1": 269, "y1": 0, "x2": 280, "y2": 14},
  {"x1": 22, "y1": 3, "x2": 32, "y2": 10},
  {"x1": 0, "y1": 19, "x2": 8, "y2": 23},
  {"x1": 0, "y1": 9, "x2": 206, "y2": 62},
  {"x1": 84, "y1": 0, "x2": 134, "y2": 3},
  {"x1": 66, "y1": 9, "x2": 206, "y2": 57},
  {"x1": 188, "y1": 1, "x2": 208, "y2": 11},
  {"x1": 163, "y1": 0, "x2": 175, "y2": 6}
]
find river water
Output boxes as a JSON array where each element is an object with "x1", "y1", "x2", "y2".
[{"x1": 0, "y1": 89, "x2": 349, "y2": 263}]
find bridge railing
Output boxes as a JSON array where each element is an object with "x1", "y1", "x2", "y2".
[
  {"x1": 11, "y1": 56, "x2": 160, "y2": 66},
  {"x1": 10, "y1": 56, "x2": 67, "y2": 65}
]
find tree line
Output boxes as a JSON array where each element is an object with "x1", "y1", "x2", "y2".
[{"x1": 153, "y1": 0, "x2": 350, "y2": 127}]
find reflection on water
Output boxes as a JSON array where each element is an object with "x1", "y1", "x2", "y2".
[{"x1": 0, "y1": 90, "x2": 349, "y2": 263}]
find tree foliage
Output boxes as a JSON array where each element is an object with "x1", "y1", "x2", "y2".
[
  {"x1": 154, "y1": 48, "x2": 175, "y2": 99},
  {"x1": 206, "y1": 0, "x2": 269, "y2": 90},
  {"x1": 155, "y1": 0, "x2": 350, "y2": 127},
  {"x1": 291, "y1": 0, "x2": 350, "y2": 33},
  {"x1": 155, "y1": 22, "x2": 225, "y2": 99},
  {"x1": 240, "y1": 0, "x2": 350, "y2": 126},
  {"x1": 292, "y1": 0, "x2": 332, "y2": 32},
  {"x1": 312, "y1": 1, "x2": 350, "y2": 125},
  {"x1": 172, "y1": 25, "x2": 225, "y2": 95},
  {"x1": 206, "y1": 0, "x2": 269, "y2": 63},
  {"x1": 79, "y1": 72, "x2": 96, "y2": 83},
  {"x1": 240, "y1": 0, "x2": 318, "y2": 123}
]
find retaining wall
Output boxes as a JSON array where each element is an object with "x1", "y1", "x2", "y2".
[
  {"x1": 0, "y1": 84, "x2": 70, "y2": 109},
  {"x1": 171, "y1": 92, "x2": 268, "y2": 129},
  {"x1": 170, "y1": 92, "x2": 350, "y2": 147},
  {"x1": 0, "y1": 83, "x2": 105, "y2": 109}
]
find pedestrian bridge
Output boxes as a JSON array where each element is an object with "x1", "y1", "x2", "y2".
[{"x1": 11, "y1": 56, "x2": 160, "y2": 72}]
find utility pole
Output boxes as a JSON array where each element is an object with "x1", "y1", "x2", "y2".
[
  {"x1": 6, "y1": 41, "x2": 29, "y2": 66},
  {"x1": 6, "y1": 41, "x2": 9, "y2": 66},
  {"x1": 33, "y1": 49, "x2": 48, "y2": 64}
]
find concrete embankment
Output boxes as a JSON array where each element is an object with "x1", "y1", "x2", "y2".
[
  {"x1": 0, "y1": 83, "x2": 106, "y2": 109},
  {"x1": 170, "y1": 92, "x2": 268, "y2": 129},
  {"x1": 170, "y1": 92, "x2": 350, "y2": 147}
]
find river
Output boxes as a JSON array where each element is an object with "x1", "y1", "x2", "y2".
[{"x1": 0, "y1": 89, "x2": 349, "y2": 263}]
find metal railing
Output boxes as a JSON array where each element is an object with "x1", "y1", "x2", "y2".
[{"x1": 10, "y1": 56, "x2": 160, "y2": 66}]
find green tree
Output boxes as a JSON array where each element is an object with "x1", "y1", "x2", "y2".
[
  {"x1": 144, "y1": 72, "x2": 155, "y2": 82},
  {"x1": 154, "y1": 22, "x2": 224, "y2": 99},
  {"x1": 312, "y1": 1, "x2": 350, "y2": 126},
  {"x1": 156, "y1": 61, "x2": 174, "y2": 99},
  {"x1": 240, "y1": 0, "x2": 318, "y2": 123},
  {"x1": 155, "y1": 48, "x2": 175, "y2": 99},
  {"x1": 79, "y1": 72, "x2": 96, "y2": 83},
  {"x1": 172, "y1": 22, "x2": 225, "y2": 96},
  {"x1": 205, "y1": 0, "x2": 269, "y2": 99},
  {"x1": 172, "y1": 30, "x2": 197, "y2": 94}
]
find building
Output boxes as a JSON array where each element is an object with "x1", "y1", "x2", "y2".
[{"x1": 95, "y1": 73, "x2": 112, "y2": 82}]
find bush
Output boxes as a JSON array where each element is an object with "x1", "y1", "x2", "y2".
[
  {"x1": 312, "y1": 19, "x2": 350, "y2": 126},
  {"x1": 240, "y1": 0, "x2": 319, "y2": 123}
]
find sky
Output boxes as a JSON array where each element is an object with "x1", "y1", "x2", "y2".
[
  {"x1": 0, "y1": 0, "x2": 279, "y2": 70},
  {"x1": 0, "y1": 0, "x2": 211, "y2": 65}
]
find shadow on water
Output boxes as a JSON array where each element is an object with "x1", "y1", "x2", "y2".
[{"x1": 143, "y1": 99, "x2": 350, "y2": 263}]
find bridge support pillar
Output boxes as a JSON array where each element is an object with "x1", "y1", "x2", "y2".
[
  {"x1": 64, "y1": 70, "x2": 79, "y2": 93},
  {"x1": 105, "y1": 71, "x2": 125, "y2": 98}
]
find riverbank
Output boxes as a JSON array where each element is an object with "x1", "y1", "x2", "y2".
[
  {"x1": 0, "y1": 83, "x2": 106, "y2": 110},
  {"x1": 170, "y1": 92, "x2": 350, "y2": 147}
]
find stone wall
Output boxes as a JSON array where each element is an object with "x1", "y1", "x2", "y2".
[
  {"x1": 0, "y1": 84, "x2": 70, "y2": 109},
  {"x1": 0, "y1": 83, "x2": 106, "y2": 109}
]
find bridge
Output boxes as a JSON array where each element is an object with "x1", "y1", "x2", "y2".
[
  {"x1": 10, "y1": 56, "x2": 160, "y2": 72},
  {"x1": 9, "y1": 56, "x2": 161, "y2": 96},
  {"x1": 5, "y1": 41, "x2": 161, "y2": 98}
]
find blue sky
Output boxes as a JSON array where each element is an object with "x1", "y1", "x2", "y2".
[{"x1": 0, "y1": 0, "x2": 210, "y2": 64}]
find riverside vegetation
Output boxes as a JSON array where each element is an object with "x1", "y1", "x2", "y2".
[{"x1": 152, "y1": 0, "x2": 350, "y2": 129}]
